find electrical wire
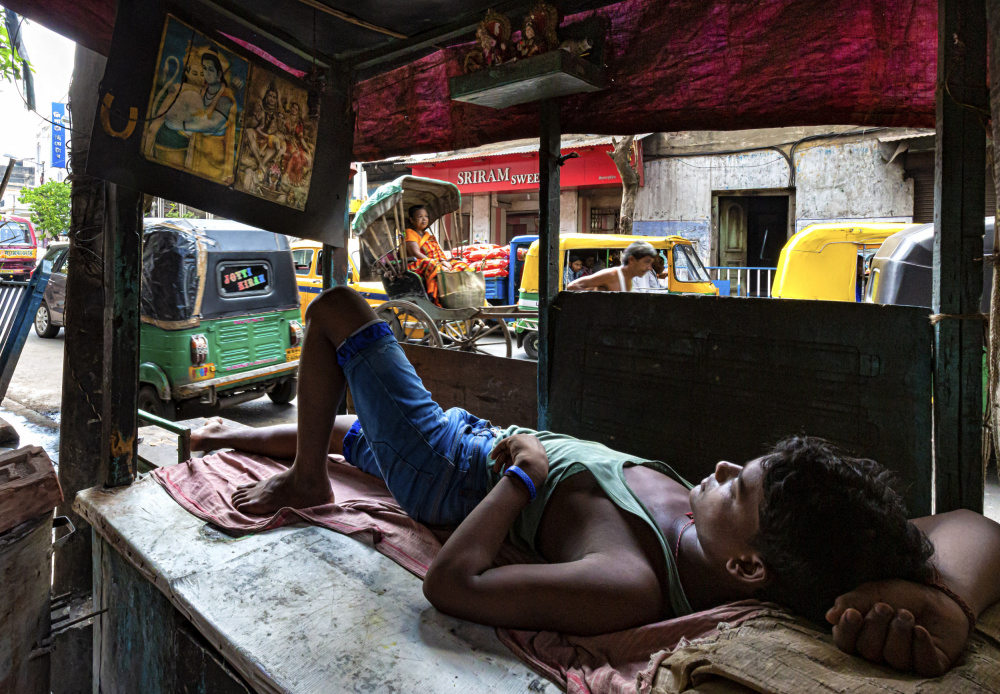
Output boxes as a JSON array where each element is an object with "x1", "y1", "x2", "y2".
[
  {"x1": 668, "y1": 156, "x2": 786, "y2": 170},
  {"x1": 5, "y1": 15, "x2": 86, "y2": 137}
]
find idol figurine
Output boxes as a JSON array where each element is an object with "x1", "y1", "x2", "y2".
[
  {"x1": 464, "y1": 10, "x2": 514, "y2": 73},
  {"x1": 518, "y1": 3, "x2": 560, "y2": 58}
]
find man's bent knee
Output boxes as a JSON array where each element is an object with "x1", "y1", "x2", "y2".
[{"x1": 305, "y1": 287, "x2": 377, "y2": 343}]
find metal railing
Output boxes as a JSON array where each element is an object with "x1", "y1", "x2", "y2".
[{"x1": 706, "y1": 266, "x2": 777, "y2": 298}]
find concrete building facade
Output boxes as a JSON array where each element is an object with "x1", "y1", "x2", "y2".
[
  {"x1": 362, "y1": 127, "x2": 995, "y2": 274},
  {"x1": 634, "y1": 127, "x2": 930, "y2": 266}
]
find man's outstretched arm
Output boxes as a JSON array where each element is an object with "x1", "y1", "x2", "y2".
[
  {"x1": 566, "y1": 269, "x2": 617, "y2": 292},
  {"x1": 827, "y1": 510, "x2": 1000, "y2": 675},
  {"x1": 423, "y1": 434, "x2": 663, "y2": 635}
]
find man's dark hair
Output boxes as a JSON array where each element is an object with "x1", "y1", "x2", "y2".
[
  {"x1": 752, "y1": 436, "x2": 935, "y2": 624},
  {"x1": 622, "y1": 241, "x2": 658, "y2": 265}
]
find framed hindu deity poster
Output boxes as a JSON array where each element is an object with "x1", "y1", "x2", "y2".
[
  {"x1": 87, "y1": 0, "x2": 351, "y2": 244},
  {"x1": 233, "y1": 67, "x2": 317, "y2": 210},
  {"x1": 141, "y1": 16, "x2": 250, "y2": 187}
]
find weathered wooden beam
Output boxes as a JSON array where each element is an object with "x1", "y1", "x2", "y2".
[
  {"x1": 0, "y1": 446, "x2": 63, "y2": 535},
  {"x1": 986, "y1": 0, "x2": 1000, "y2": 476},
  {"x1": 321, "y1": 243, "x2": 333, "y2": 290},
  {"x1": 197, "y1": 0, "x2": 333, "y2": 68},
  {"x1": 54, "y1": 45, "x2": 107, "y2": 598},
  {"x1": 537, "y1": 99, "x2": 560, "y2": 431},
  {"x1": 933, "y1": 0, "x2": 988, "y2": 513},
  {"x1": 101, "y1": 183, "x2": 142, "y2": 487}
]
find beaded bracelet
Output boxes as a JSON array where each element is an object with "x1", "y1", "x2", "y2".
[{"x1": 503, "y1": 465, "x2": 537, "y2": 501}]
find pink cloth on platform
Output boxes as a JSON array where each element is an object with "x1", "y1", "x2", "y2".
[{"x1": 152, "y1": 451, "x2": 765, "y2": 694}]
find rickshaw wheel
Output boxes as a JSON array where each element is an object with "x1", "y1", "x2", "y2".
[
  {"x1": 438, "y1": 318, "x2": 512, "y2": 358},
  {"x1": 375, "y1": 301, "x2": 443, "y2": 348}
]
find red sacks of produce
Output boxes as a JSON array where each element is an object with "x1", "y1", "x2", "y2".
[
  {"x1": 462, "y1": 244, "x2": 511, "y2": 263},
  {"x1": 483, "y1": 269, "x2": 509, "y2": 278}
]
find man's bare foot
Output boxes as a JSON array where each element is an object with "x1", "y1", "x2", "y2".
[
  {"x1": 231, "y1": 467, "x2": 333, "y2": 515},
  {"x1": 191, "y1": 417, "x2": 229, "y2": 453}
]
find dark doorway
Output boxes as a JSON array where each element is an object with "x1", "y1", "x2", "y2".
[
  {"x1": 746, "y1": 196, "x2": 788, "y2": 268},
  {"x1": 506, "y1": 212, "x2": 538, "y2": 244},
  {"x1": 746, "y1": 196, "x2": 787, "y2": 296},
  {"x1": 717, "y1": 194, "x2": 789, "y2": 296}
]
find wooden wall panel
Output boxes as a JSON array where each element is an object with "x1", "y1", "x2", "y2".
[
  {"x1": 401, "y1": 345, "x2": 537, "y2": 429},
  {"x1": 548, "y1": 292, "x2": 934, "y2": 516}
]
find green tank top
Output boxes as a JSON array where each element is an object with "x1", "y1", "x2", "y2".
[{"x1": 490, "y1": 426, "x2": 695, "y2": 617}]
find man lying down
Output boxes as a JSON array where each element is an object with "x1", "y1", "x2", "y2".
[{"x1": 192, "y1": 287, "x2": 1000, "y2": 678}]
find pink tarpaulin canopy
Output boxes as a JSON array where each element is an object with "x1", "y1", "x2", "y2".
[
  {"x1": 352, "y1": 0, "x2": 937, "y2": 159},
  {"x1": 9, "y1": 0, "x2": 936, "y2": 161}
]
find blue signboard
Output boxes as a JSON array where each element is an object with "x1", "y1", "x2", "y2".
[{"x1": 51, "y1": 102, "x2": 66, "y2": 169}]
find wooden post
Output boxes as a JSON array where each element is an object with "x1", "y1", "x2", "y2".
[
  {"x1": 986, "y1": 0, "x2": 1000, "y2": 470},
  {"x1": 537, "y1": 99, "x2": 560, "y2": 431},
  {"x1": 54, "y1": 45, "x2": 107, "y2": 598},
  {"x1": 101, "y1": 183, "x2": 142, "y2": 487},
  {"x1": 321, "y1": 243, "x2": 333, "y2": 290},
  {"x1": 934, "y1": 0, "x2": 988, "y2": 513}
]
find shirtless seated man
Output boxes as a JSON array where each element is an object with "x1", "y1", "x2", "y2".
[
  {"x1": 565, "y1": 240, "x2": 657, "y2": 292},
  {"x1": 193, "y1": 286, "x2": 1000, "y2": 677}
]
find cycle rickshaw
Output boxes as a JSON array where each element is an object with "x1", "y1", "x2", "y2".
[{"x1": 352, "y1": 175, "x2": 527, "y2": 357}]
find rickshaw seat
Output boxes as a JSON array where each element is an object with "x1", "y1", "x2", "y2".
[{"x1": 382, "y1": 270, "x2": 431, "y2": 302}]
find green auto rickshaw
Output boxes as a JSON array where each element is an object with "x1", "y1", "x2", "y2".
[{"x1": 138, "y1": 219, "x2": 302, "y2": 419}]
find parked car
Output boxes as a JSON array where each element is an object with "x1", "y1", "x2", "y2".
[
  {"x1": 34, "y1": 242, "x2": 69, "y2": 338},
  {"x1": 36, "y1": 220, "x2": 303, "y2": 419}
]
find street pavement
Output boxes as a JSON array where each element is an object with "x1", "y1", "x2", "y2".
[{"x1": 6, "y1": 331, "x2": 1000, "y2": 524}]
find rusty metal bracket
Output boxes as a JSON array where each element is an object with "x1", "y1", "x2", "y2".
[
  {"x1": 52, "y1": 515, "x2": 76, "y2": 549},
  {"x1": 557, "y1": 152, "x2": 580, "y2": 167}
]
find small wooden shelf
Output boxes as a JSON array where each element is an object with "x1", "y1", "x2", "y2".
[{"x1": 450, "y1": 50, "x2": 605, "y2": 109}]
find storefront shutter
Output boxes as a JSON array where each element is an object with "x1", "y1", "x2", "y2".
[
  {"x1": 905, "y1": 151, "x2": 934, "y2": 223},
  {"x1": 906, "y1": 150, "x2": 997, "y2": 223}
]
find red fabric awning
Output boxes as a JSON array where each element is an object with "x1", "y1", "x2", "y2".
[
  {"x1": 8, "y1": 0, "x2": 937, "y2": 161},
  {"x1": 353, "y1": 0, "x2": 937, "y2": 160}
]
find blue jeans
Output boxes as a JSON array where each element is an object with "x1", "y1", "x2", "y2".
[{"x1": 337, "y1": 321, "x2": 498, "y2": 526}]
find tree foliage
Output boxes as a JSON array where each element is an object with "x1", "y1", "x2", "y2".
[
  {"x1": 0, "y1": 23, "x2": 26, "y2": 85},
  {"x1": 165, "y1": 202, "x2": 197, "y2": 218},
  {"x1": 18, "y1": 181, "x2": 71, "y2": 239}
]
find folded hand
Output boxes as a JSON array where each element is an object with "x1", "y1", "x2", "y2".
[{"x1": 826, "y1": 579, "x2": 969, "y2": 676}]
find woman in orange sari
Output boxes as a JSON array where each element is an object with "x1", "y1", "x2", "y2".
[{"x1": 404, "y1": 205, "x2": 472, "y2": 305}]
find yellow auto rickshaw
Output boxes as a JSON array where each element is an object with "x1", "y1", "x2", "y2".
[
  {"x1": 770, "y1": 222, "x2": 918, "y2": 302},
  {"x1": 514, "y1": 234, "x2": 718, "y2": 358},
  {"x1": 291, "y1": 239, "x2": 388, "y2": 313}
]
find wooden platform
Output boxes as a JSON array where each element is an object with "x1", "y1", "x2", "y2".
[{"x1": 77, "y1": 422, "x2": 557, "y2": 693}]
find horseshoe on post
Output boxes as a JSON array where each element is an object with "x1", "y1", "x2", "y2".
[{"x1": 100, "y1": 93, "x2": 138, "y2": 140}]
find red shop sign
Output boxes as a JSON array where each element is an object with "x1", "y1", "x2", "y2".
[{"x1": 411, "y1": 145, "x2": 643, "y2": 194}]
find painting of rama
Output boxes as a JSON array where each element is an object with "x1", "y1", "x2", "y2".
[
  {"x1": 142, "y1": 15, "x2": 248, "y2": 185},
  {"x1": 234, "y1": 68, "x2": 319, "y2": 210}
]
